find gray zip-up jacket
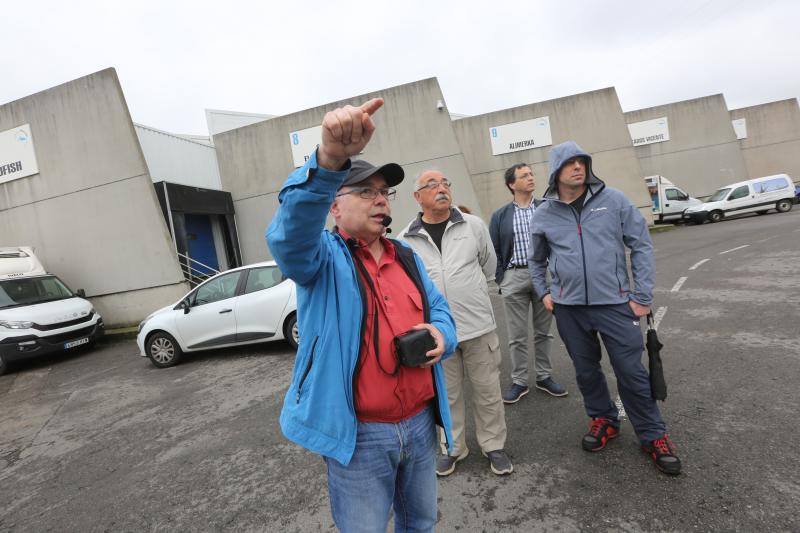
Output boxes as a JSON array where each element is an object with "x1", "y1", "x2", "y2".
[
  {"x1": 399, "y1": 208, "x2": 498, "y2": 342},
  {"x1": 528, "y1": 141, "x2": 655, "y2": 306}
]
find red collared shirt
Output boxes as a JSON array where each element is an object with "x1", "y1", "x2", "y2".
[{"x1": 342, "y1": 232, "x2": 434, "y2": 423}]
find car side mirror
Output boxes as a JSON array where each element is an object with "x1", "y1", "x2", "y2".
[
  {"x1": 184, "y1": 306, "x2": 191, "y2": 314},
  {"x1": 76, "y1": 289, "x2": 86, "y2": 298}
]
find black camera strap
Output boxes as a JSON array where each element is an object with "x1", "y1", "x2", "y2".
[{"x1": 347, "y1": 238, "x2": 400, "y2": 376}]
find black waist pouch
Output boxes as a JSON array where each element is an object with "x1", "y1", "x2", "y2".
[{"x1": 394, "y1": 329, "x2": 436, "y2": 367}]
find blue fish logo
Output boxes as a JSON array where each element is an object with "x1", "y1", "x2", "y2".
[
  {"x1": 491, "y1": 128, "x2": 497, "y2": 138},
  {"x1": 291, "y1": 133, "x2": 299, "y2": 145}
]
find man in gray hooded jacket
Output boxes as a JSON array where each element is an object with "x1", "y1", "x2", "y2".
[{"x1": 528, "y1": 140, "x2": 681, "y2": 475}]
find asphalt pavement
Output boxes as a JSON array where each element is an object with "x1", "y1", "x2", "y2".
[{"x1": 1, "y1": 208, "x2": 799, "y2": 532}]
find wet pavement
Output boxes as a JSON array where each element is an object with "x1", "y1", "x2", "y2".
[{"x1": 2, "y1": 209, "x2": 799, "y2": 532}]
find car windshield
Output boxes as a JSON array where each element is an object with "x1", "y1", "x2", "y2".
[
  {"x1": 708, "y1": 188, "x2": 731, "y2": 202},
  {"x1": 0, "y1": 275, "x2": 74, "y2": 309}
]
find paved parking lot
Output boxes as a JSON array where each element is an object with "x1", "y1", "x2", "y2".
[{"x1": 2, "y1": 209, "x2": 799, "y2": 532}]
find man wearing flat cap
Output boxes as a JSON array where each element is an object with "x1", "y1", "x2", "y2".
[{"x1": 267, "y1": 98, "x2": 457, "y2": 532}]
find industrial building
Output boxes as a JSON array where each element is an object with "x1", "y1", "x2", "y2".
[
  {"x1": 730, "y1": 98, "x2": 800, "y2": 181},
  {"x1": 2, "y1": 68, "x2": 797, "y2": 327},
  {"x1": 212, "y1": 77, "x2": 482, "y2": 265},
  {"x1": 624, "y1": 94, "x2": 750, "y2": 199},
  {"x1": 451, "y1": 87, "x2": 652, "y2": 222}
]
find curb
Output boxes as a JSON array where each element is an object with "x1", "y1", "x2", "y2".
[
  {"x1": 99, "y1": 326, "x2": 139, "y2": 343},
  {"x1": 649, "y1": 224, "x2": 676, "y2": 234}
]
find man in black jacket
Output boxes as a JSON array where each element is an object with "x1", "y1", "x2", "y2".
[{"x1": 489, "y1": 163, "x2": 567, "y2": 403}]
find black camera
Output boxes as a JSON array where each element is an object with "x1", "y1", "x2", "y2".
[{"x1": 394, "y1": 329, "x2": 436, "y2": 367}]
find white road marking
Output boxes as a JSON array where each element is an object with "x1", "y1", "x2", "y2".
[
  {"x1": 615, "y1": 395, "x2": 627, "y2": 420},
  {"x1": 652, "y1": 306, "x2": 667, "y2": 330},
  {"x1": 719, "y1": 244, "x2": 749, "y2": 255},
  {"x1": 670, "y1": 277, "x2": 688, "y2": 292},
  {"x1": 689, "y1": 258, "x2": 710, "y2": 270}
]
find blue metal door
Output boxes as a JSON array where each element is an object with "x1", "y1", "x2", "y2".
[{"x1": 185, "y1": 214, "x2": 219, "y2": 274}]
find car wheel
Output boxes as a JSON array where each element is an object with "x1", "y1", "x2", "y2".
[
  {"x1": 776, "y1": 199, "x2": 792, "y2": 213},
  {"x1": 0, "y1": 357, "x2": 7, "y2": 376},
  {"x1": 284, "y1": 314, "x2": 299, "y2": 350},
  {"x1": 708, "y1": 210, "x2": 723, "y2": 223},
  {"x1": 756, "y1": 210, "x2": 769, "y2": 215},
  {"x1": 147, "y1": 332, "x2": 183, "y2": 368}
]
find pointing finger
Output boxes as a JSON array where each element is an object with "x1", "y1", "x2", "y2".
[{"x1": 359, "y1": 98, "x2": 384, "y2": 117}]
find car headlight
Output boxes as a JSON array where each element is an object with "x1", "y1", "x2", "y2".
[
  {"x1": 138, "y1": 313, "x2": 155, "y2": 333},
  {"x1": 0, "y1": 320, "x2": 34, "y2": 329}
]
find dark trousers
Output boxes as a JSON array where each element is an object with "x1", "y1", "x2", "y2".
[{"x1": 553, "y1": 303, "x2": 666, "y2": 443}]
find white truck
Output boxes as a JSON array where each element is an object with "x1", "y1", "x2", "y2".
[
  {"x1": 0, "y1": 247, "x2": 104, "y2": 375},
  {"x1": 645, "y1": 175, "x2": 702, "y2": 223}
]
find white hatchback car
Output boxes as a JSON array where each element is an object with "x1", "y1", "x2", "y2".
[{"x1": 137, "y1": 261, "x2": 297, "y2": 368}]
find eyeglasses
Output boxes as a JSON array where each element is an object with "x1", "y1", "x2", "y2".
[
  {"x1": 415, "y1": 179, "x2": 452, "y2": 191},
  {"x1": 336, "y1": 187, "x2": 397, "y2": 201}
]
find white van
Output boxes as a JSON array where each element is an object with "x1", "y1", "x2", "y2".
[
  {"x1": 645, "y1": 175, "x2": 702, "y2": 222},
  {"x1": 684, "y1": 174, "x2": 795, "y2": 224},
  {"x1": 0, "y1": 247, "x2": 104, "y2": 375}
]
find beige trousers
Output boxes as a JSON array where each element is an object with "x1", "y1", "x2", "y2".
[{"x1": 439, "y1": 330, "x2": 507, "y2": 456}]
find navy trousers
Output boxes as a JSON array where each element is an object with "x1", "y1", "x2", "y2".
[{"x1": 553, "y1": 303, "x2": 666, "y2": 443}]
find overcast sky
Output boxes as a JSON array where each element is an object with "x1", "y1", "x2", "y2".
[{"x1": 2, "y1": 0, "x2": 798, "y2": 135}]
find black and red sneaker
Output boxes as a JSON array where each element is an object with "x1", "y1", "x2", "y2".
[
  {"x1": 642, "y1": 435, "x2": 682, "y2": 475},
  {"x1": 581, "y1": 417, "x2": 619, "y2": 452}
]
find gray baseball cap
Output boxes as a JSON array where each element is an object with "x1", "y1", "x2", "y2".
[{"x1": 340, "y1": 159, "x2": 404, "y2": 188}]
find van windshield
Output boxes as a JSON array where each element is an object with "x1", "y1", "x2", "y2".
[
  {"x1": 0, "y1": 276, "x2": 74, "y2": 309},
  {"x1": 708, "y1": 188, "x2": 731, "y2": 202}
]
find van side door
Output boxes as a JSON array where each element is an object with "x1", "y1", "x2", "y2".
[
  {"x1": 724, "y1": 185, "x2": 754, "y2": 216},
  {"x1": 663, "y1": 187, "x2": 692, "y2": 218}
]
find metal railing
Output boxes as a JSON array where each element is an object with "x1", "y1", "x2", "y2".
[{"x1": 176, "y1": 252, "x2": 220, "y2": 287}]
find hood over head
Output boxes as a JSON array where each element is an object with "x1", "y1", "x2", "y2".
[{"x1": 545, "y1": 141, "x2": 604, "y2": 198}]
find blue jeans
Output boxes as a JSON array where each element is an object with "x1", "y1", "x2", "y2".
[{"x1": 325, "y1": 405, "x2": 438, "y2": 533}]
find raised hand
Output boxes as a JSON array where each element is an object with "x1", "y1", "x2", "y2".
[{"x1": 317, "y1": 98, "x2": 384, "y2": 170}]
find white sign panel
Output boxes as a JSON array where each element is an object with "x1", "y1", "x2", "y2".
[
  {"x1": 732, "y1": 118, "x2": 747, "y2": 140},
  {"x1": 628, "y1": 117, "x2": 670, "y2": 147},
  {"x1": 489, "y1": 116, "x2": 553, "y2": 156},
  {"x1": 289, "y1": 125, "x2": 322, "y2": 168},
  {"x1": 0, "y1": 124, "x2": 39, "y2": 185}
]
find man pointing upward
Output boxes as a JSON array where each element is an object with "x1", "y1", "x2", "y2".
[{"x1": 267, "y1": 98, "x2": 458, "y2": 531}]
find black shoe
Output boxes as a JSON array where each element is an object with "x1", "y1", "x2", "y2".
[
  {"x1": 502, "y1": 383, "x2": 529, "y2": 404},
  {"x1": 436, "y1": 450, "x2": 469, "y2": 476},
  {"x1": 482, "y1": 449, "x2": 513, "y2": 475},
  {"x1": 582, "y1": 417, "x2": 619, "y2": 452},
  {"x1": 535, "y1": 377, "x2": 568, "y2": 397},
  {"x1": 642, "y1": 435, "x2": 682, "y2": 475}
]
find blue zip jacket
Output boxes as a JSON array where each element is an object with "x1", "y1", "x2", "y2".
[
  {"x1": 528, "y1": 141, "x2": 655, "y2": 306},
  {"x1": 266, "y1": 150, "x2": 457, "y2": 465}
]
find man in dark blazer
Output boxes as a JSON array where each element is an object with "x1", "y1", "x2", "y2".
[{"x1": 489, "y1": 163, "x2": 567, "y2": 403}]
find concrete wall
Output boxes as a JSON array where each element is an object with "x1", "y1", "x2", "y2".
[
  {"x1": 0, "y1": 69, "x2": 187, "y2": 327},
  {"x1": 730, "y1": 98, "x2": 800, "y2": 181},
  {"x1": 214, "y1": 78, "x2": 481, "y2": 263},
  {"x1": 452, "y1": 88, "x2": 652, "y2": 222},
  {"x1": 625, "y1": 94, "x2": 749, "y2": 199}
]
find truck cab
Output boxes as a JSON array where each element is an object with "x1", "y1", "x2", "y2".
[
  {"x1": 645, "y1": 175, "x2": 702, "y2": 223},
  {"x1": 0, "y1": 247, "x2": 104, "y2": 375}
]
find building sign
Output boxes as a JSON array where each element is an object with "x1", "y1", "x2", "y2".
[
  {"x1": 628, "y1": 117, "x2": 670, "y2": 147},
  {"x1": 732, "y1": 118, "x2": 747, "y2": 140},
  {"x1": 0, "y1": 124, "x2": 39, "y2": 185},
  {"x1": 489, "y1": 116, "x2": 552, "y2": 156},
  {"x1": 289, "y1": 125, "x2": 323, "y2": 168}
]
